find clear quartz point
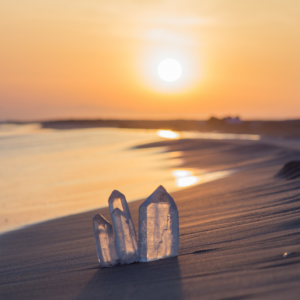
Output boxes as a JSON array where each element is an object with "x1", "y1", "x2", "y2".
[
  {"x1": 139, "y1": 185, "x2": 179, "y2": 262},
  {"x1": 109, "y1": 190, "x2": 139, "y2": 264},
  {"x1": 93, "y1": 214, "x2": 119, "y2": 267}
]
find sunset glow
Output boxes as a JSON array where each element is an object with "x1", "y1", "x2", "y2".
[{"x1": 0, "y1": 1, "x2": 300, "y2": 120}]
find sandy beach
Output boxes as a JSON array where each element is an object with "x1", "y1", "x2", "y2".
[
  {"x1": 1, "y1": 137, "x2": 300, "y2": 299},
  {"x1": 2, "y1": 0, "x2": 300, "y2": 298}
]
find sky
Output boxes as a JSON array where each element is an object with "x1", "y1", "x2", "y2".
[{"x1": 1, "y1": 0, "x2": 300, "y2": 121}]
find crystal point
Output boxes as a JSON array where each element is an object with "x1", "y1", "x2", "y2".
[
  {"x1": 93, "y1": 214, "x2": 119, "y2": 267},
  {"x1": 109, "y1": 190, "x2": 139, "y2": 264},
  {"x1": 139, "y1": 185, "x2": 179, "y2": 262}
]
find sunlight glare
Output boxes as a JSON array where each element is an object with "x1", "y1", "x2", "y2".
[
  {"x1": 157, "y1": 59, "x2": 182, "y2": 82},
  {"x1": 172, "y1": 169, "x2": 235, "y2": 188},
  {"x1": 157, "y1": 130, "x2": 179, "y2": 139},
  {"x1": 173, "y1": 169, "x2": 199, "y2": 187},
  {"x1": 176, "y1": 176, "x2": 199, "y2": 188},
  {"x1": 173, "y1": 170, "x2": 192, "y2": 178}
]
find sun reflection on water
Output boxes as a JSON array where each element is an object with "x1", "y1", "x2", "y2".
[
  {"x1": 176, "y1": 176, "x2": 199, "y2": 188},
  {"x1": 173, "y1": 169, "x2": 235, "y2": 188},
  {"x1": 173, "y1": 169, "x2": 199, "y2": 187},
  {"x1": 157, "y1": 130, "x2": 179, "y2": 139},
  {"x1": 173, "y1": 170, "x2": 192, "y2": 177}
]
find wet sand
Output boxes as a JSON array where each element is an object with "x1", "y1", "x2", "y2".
[{"x1": 1, "y1": 138, "x2": 300, "y2": 299}]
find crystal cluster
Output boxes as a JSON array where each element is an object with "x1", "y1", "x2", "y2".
[{"x1": 93, "y1": 186, "x2": 179, "y2": 267}]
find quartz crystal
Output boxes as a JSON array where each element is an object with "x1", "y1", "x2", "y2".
[
  {"x1": 139, "y1": 185, "x2": 179, "y2": 262},
  {"x1": 93, "y1": 214, "x2": 119, "y2": 267},
  {"x1": 109, "y1": 190, "x2": 139, "y2": 264}
]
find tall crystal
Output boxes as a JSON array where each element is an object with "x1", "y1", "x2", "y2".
[
  {"x1": 109, "y1": 190, "x2": 139, "y2": 264},
  {"x1": 139, "y1": 185, "x2": 179, "y2": 262},
  {"x1": 93, "y1": 214, "x2": 119, "y2": 267}
]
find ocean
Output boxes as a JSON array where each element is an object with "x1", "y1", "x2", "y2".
[{"x1": 0, "y1": 123, "x2": 259, "y2": 233}]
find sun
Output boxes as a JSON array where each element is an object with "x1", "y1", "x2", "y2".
[{"x1": 157, "y1": 59, "x2": 182, "y2": 82}]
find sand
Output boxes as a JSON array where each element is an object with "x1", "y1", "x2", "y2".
[{"x1": 1, "y1": 138, "x2": 300, "y2": 300}]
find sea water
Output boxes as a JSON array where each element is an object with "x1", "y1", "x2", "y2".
[{"x1": 0, "y1": 124, "x2": 256, "y2": 233}]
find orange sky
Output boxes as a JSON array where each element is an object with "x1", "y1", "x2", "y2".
[{"x1": 1, "y1": 0, "x2": 300, "y2": 121}]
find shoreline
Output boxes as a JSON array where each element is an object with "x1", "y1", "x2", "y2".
[
  {"x1": 0, "y1": 125, "x2": 263, "y2": 235},
  {"x1": 0, "y1": 127, "x2": 177, "y2": 234}
]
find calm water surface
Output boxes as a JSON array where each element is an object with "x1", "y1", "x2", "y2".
[{"x1": 0, "y1": 124, "x2": 253, "y2": 233}]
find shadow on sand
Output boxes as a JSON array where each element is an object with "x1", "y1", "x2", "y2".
[{"x1": 75, "y1": 257, "x2": 182, "y2": 300}]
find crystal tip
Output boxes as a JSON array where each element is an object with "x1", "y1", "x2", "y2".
[
  {"x1": 109, "y1": 190, "x2": 124, "y2": 199},
  {"x1": 93, "y1": 214, "x2": 101, "y2": 220},
  {"x1": 93, "y1": 214, "x2": 109, "y2": 224},
  {"x1": 156, "y1": 185, "x2": 167, "y2": 192}
]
